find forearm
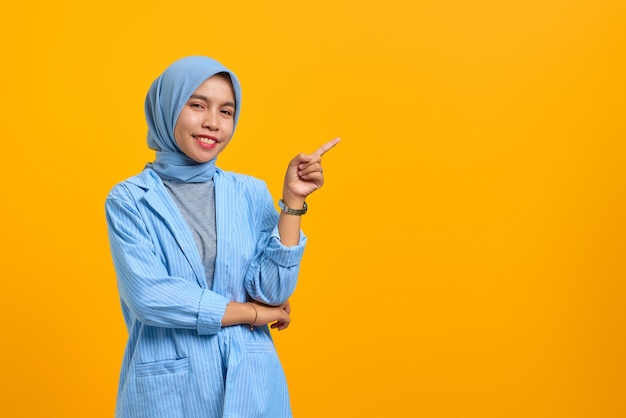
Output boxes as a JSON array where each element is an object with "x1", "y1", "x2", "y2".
[
  {"x1": 277, "y1": 192, "x2": 305, "y2": 247},
  {"x1": 221, "y1": 301, "x2": 256, "y2": 327},
  {"x1": 222, "y1": 300, "x2": 291, "y2": 330}
]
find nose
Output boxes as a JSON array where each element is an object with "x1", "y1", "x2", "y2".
[{"x1": 202, "y1": 111, "x2": 219, "y2": 130}]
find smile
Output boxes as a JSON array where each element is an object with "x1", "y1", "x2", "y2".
[
  {"x1": 193, "y1": 136, "x2": 220, "y2": 150},
  {"x1": 194, "y1": 135, "x2": 218, "y2": 145}
]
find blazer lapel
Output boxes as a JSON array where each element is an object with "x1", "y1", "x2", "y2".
[
  {"x1": 142, "y1": 182, "x2": 208, "y2": 289},
  {"x1": 212, "y1": 171, "x2": 244, "y2": 296}
]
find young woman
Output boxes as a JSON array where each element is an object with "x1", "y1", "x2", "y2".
[{"x1": 105, "y1": 56, "x2": 338, "y2": 417}]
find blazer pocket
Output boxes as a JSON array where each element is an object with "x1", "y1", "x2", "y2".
[
  {"x1": 135, "y1": 357, "x2": 190, "y2": 377},
  {"x1": 133, "y1": 357, "x2": 190, "y2": 416}
]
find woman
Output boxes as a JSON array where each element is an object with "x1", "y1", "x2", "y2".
[{"x1": 105, "y1": 56, "x2": 339, "y2": 417}]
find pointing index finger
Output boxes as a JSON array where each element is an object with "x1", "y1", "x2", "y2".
[{"x1": 313, "y1": 137, "x2": 341, "y2": 156}]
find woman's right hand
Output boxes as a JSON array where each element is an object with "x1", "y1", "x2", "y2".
[{"x1": 251, "y1": 300, "x2": 291, "y2": 331}]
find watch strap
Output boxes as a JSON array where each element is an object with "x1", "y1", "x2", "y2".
[{"x1": 278, "y1": 199, "x2": 308, "y2": 215}]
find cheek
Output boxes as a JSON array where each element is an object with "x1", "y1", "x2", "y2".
[
  {"x1": 224, "y1": 120, "x2": 235, "y2": 137},
  {"x1": 174, "y1": 113, "x2": 188, "y2": 133},
  {"x1": 172, "y1": 123, "x2": 183, "y2": 148},
  {"x1": 173, "y1": 121, "x2": 193, "y2": 152},
  {"x1": 173, "y1": 112, "x2": 194, "y2": 141}
]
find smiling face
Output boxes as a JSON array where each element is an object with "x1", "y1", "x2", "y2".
[{"x1": 173, "y1": 74, "x2": 236, "y2": 163}]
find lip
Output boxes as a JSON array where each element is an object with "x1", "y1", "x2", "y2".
[{"x1": 193, "y1": 134, "x2": 219, "y2": 149}]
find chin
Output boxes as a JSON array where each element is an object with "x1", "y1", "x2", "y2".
[{"x1": 191, "y1": 152, "x2": 219, "y2": 164}]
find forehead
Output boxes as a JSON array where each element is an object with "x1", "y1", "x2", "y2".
[{"x1": 192, "y1": 74, "x2": 235, "y2": 101}]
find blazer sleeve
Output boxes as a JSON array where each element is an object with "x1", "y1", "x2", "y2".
[
  {"x1": 105, "y1": 191, "x2": 229, "y2": 335},
  {"x1": 243, "y1": 181, "x2": 307, "y2": 305}
]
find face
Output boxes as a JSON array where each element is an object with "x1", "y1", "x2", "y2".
[{"x1": 174, "y1": 74, "x2": 236, "y2": 163}]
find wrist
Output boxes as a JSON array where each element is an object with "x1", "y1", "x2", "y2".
[
  {"x1": 280, "y1": 193, "x2": 306, "y2": 210},
  {"x1": 248, "y1": 302, "x2": 258, "y2": 330},
  {"x1": 278, "y1": 199, "x2": 308, "y2": 216}
]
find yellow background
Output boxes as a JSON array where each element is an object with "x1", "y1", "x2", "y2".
[{"x1": 1, "y1": 1, "x2": 625, "y2": 416}]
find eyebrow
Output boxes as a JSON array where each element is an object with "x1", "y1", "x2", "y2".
[{"x1": 189, "y1": 94, "x2": 235, "y2": 108}]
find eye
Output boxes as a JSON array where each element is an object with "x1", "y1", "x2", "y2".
[
  {"x1": 221, "y1": 109, "x2": 234, "y2": 117},
  {"x1": 189, "y1": 102, "x2": 205, "y2": 110}
]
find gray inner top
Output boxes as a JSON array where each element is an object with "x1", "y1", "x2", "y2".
[{"x1": 162, "y1": 179, "x2": 217, "y2": 289}]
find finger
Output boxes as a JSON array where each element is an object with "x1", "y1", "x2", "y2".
[
  {"x1": 294, "y1": 153, "x2": 313, "y2": 165},
  {"x1": 298, "y1": 158, "x2": 320, "y2": 171},
  {"x1": 271, "y1": 320, "x2": 289, "y2": 331},
  {"x1": 312, "y1": 137, "x2": 341, "y2": 157},
  {"x1": 298, "y1": 163, "x2": 324, "y2": 178}
]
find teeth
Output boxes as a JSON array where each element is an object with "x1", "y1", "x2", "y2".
[{"x1": 196, "y1": 136, "x2": 216, "y2": 144}]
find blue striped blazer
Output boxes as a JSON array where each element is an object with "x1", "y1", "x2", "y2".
[{"x1": 105, "y1": 168, "x2": 306, "y2": 417}]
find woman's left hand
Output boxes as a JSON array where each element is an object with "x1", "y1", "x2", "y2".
[{"x1": 282, "y1": 137, "x2": 340, "y2": 203}]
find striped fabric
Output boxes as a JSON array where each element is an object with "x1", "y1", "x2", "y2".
[{"x1": 105, "y1": 168, "x2": 306, "y2": 417}]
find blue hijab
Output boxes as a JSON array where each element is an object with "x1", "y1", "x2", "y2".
[{"x1": 145, "y1": 56, "x2": 242, "y2": 182}]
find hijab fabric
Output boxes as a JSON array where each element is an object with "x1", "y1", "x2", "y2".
[{"x1": 145, "y1": 56, "x2": 242, "y2": 182}]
